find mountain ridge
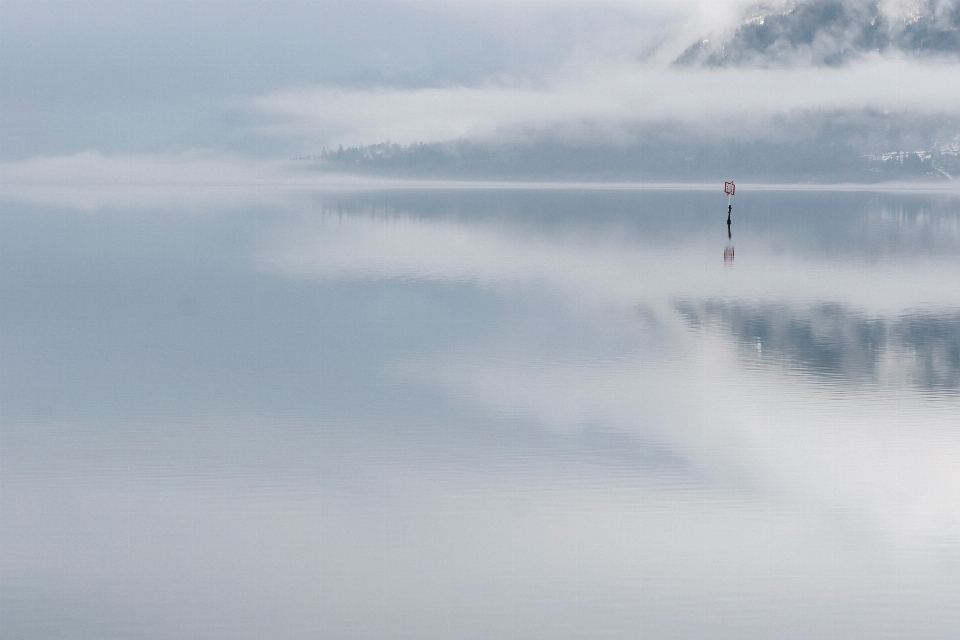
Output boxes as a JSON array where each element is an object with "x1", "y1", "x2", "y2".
[{"x1": 675, "y1": 0, "x2": 960, "y2": 67}]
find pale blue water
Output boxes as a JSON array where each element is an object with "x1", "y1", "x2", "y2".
[{"x1": 2, "y1": 186, "x2": 959, "y2": 639}]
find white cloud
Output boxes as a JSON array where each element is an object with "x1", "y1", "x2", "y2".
[
  {"x1": 241, "y1": 0, "x2": 960, "y2": 150},
  {"x1": 252, "y1": 56, "x2": 960, "y2": 148}
]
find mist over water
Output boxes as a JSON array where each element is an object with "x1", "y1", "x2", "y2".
[{"x1": 2, "y1": 186, "x2": 958, "y2": 638}]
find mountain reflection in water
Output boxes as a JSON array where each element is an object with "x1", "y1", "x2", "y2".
[{"x1": 676, "y1": 301, "x2": 960, "y2": 391}]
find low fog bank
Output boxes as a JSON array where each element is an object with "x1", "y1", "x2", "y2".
[{"x1": 315, "y1": 111, "x2": 960, "y2": 183}]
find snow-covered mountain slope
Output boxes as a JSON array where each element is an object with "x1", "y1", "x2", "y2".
[{"x1": 675, "y1": 0, "x2": 960, "y2": 66}]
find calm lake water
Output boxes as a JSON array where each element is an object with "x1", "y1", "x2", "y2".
[{"x1": 2, "y1": 186, "x2": 959, "y2": 639}]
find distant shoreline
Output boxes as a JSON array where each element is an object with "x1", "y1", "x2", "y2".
[
  {"x1": 3, "y1": 176, "x2": 959, "y2": 195},
  {"x1": 305, "y1": 174, "x2": 960, "y2": 194}
]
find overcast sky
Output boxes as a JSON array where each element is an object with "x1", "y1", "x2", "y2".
[{"x1": 2, "y1": 0, "x2": 960, "y2": 170}]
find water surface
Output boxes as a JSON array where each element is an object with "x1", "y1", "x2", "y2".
[{"x1": 2, "y1": 186, "x2": 959, "y2": 639}]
